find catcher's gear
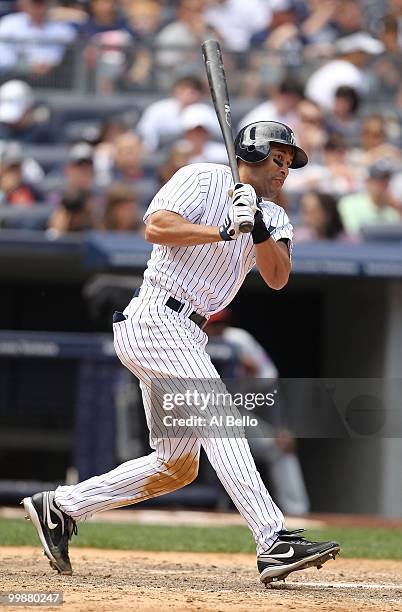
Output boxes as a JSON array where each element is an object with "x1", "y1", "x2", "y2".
[
  {"x1": 235, "y1": 121, "x2": 308, "y2": 169},
  {"x1": 219, "y1": 192, "x2": 255, "y2": 241}
]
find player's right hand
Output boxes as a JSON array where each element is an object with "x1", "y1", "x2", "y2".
[
  {"x1": 232, "y1": 183, "x2": 258, "y2": 214},
  {"x1": 219, "y1": 201, "x2": 255, "y2": 241}
]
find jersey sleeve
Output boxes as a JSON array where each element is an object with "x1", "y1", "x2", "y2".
[
  {"x1": 143, "y1": 165, "x2": 206, "y2": 224},
  {"x1": 261, "y1": 203, "x2": 294, "y2": 257}
]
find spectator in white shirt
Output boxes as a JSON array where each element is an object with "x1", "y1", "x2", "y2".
[
  {"x1": 305, "y1": 32, "x2": 384, "y2": 111},
  {"x1": 136, "y1": 75, "x2": 204, "y2": 153},
  {"x1": 238, "y1": 79, "x2": 303, "y2": 131},
  {"x1": 180, "y1": 103, "x2": 227, "y2": 165},
  {"x1": 204, "y1": 0, "x2": 272, "y2": 52},
  {"x1": 0, "y1": 0, "x2": 76, "y2": 75}
]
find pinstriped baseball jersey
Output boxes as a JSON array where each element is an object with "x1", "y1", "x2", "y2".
[
  {"x1": 142, "y1": 163, "x2": 293, "y2": 315},
  {"x1": 54, "y1": 160, "x2": 287, "y2": 556}
]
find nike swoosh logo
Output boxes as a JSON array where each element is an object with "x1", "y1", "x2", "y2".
[
  {"x1": 264, "y1": 546, "x2": 295, "y2": 559},
  {"x1": 43, "y1": 493, "x2": 60, "y2": 530}
]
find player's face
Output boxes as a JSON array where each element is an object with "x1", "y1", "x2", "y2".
[{"x1": 239, "y1": 144, "x2": 294, "y2": 199}]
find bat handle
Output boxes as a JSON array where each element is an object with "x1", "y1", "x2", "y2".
[
  {"x1": 239, "y1": 221, "x2": 254, "y2": 233},
  {"x1": 227, "y1": 189, "x2": 254, "y2": 233}
]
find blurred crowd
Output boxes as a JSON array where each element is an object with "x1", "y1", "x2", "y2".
[{"x1": 1, "y1": 0, "x2": 402, "y2": 241}]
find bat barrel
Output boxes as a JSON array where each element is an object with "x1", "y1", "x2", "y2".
[
  {"x1": 202, "y1": 39, "x2": 240, "y2": 184},
  {"x1": 203, "y1": 38, "x2": 253, "y2": 232}
]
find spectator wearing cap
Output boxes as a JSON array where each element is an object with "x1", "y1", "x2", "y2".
[
  {"x1": 47, "y1": 188, "x2": 95, "y2": 237},
  {"x1": 180, "y1": 103, "x2": 227, "y2": 164},
  {"x1": 305, "y1": 32, "x2": 385, "y2": 111},
  {"x1": 47, "y1": 142, "x2": 103, "y2": 218},
  {"x1": 0, "y1": 80, "x2": 54, "y2": 143},
  {"x1": 0, "y1": 145, "x2": 44, "y2": 206},
  {"x1": 0, "y1": 0, "x2": 76, "y2": 76},
  {"x1": 100, "y1": 183, "x2": 142, "y2": 233},
  {"x1": 136, "y1": 75, "x2": 204, "y2": 153},
  {"x1": 338, "y1": 159, "x2": 402, "y2": 235},
  {"x1": 238, "y1": 79, "x2": 303, "y2": 131},
  {"x1": 64, "y1": 142, "x2": 96, "y2": 194}
]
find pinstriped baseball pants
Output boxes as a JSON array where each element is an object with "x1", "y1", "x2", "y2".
[{"x1": 55, "y1": 290, "x2": 284, "y2": 554}]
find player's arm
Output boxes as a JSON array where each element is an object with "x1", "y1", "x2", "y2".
[
  {"x1": 145, "y1": 183, "x2": 255, "y2": 247},
  {"x1": 254, "y1": 239, "x2": 291, "y2": 290},
  {"x1": 251, "y1": 203, "x2": 292, "y2": 290},
  {"x1": 145, "y1": 210, "x2": 222, "y2": 246}
]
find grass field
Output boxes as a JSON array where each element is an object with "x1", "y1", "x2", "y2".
[{"x1": 1, "y1": 518, "x2": 401, "y2": 560}]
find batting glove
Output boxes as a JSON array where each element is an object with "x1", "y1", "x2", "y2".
[
  {"x1": 219, "y1": 201, "x2": 255, "y2": 241},
  {"x1": 219, "y1": 183, "x2": 258, "y2": 241},
  {"x1": 232, "y1": 182, "x2": 258, "y2": 214}
]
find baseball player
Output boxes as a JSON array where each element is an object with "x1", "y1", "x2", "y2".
[{"x1": 23, "y1": 121, "x2": 340, "y2": 585}]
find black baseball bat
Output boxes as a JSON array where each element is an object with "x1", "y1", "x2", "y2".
[{"x1": 201, "y1": 39, "x2": 253, "y2": 233}]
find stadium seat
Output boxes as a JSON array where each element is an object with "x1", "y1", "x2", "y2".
[{"x1": 0, "y1": 204, "x2": 53, "y2": 230}]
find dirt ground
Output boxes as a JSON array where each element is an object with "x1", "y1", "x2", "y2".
[{"x1": 1, "y1": 548, "x2": 402, "y2": 612}]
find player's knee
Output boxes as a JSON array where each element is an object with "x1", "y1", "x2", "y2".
[
  {"x1": 165, "y1": 453, "x2": 199, "y2": 490},
  {"x1": 182, "y1": 456, "x2": 199, "y2": 486}
]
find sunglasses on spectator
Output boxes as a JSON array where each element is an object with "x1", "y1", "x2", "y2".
[
  {"x1": 300, "y1": 114, "x2": 322, "y2": 125},
  {"x1": 362, "y1": 129, "x2": 384, "y2": 136}
]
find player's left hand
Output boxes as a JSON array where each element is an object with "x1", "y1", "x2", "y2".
[{"x1": 219, "y1": 201, "x2": 255, "y2": 240}]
